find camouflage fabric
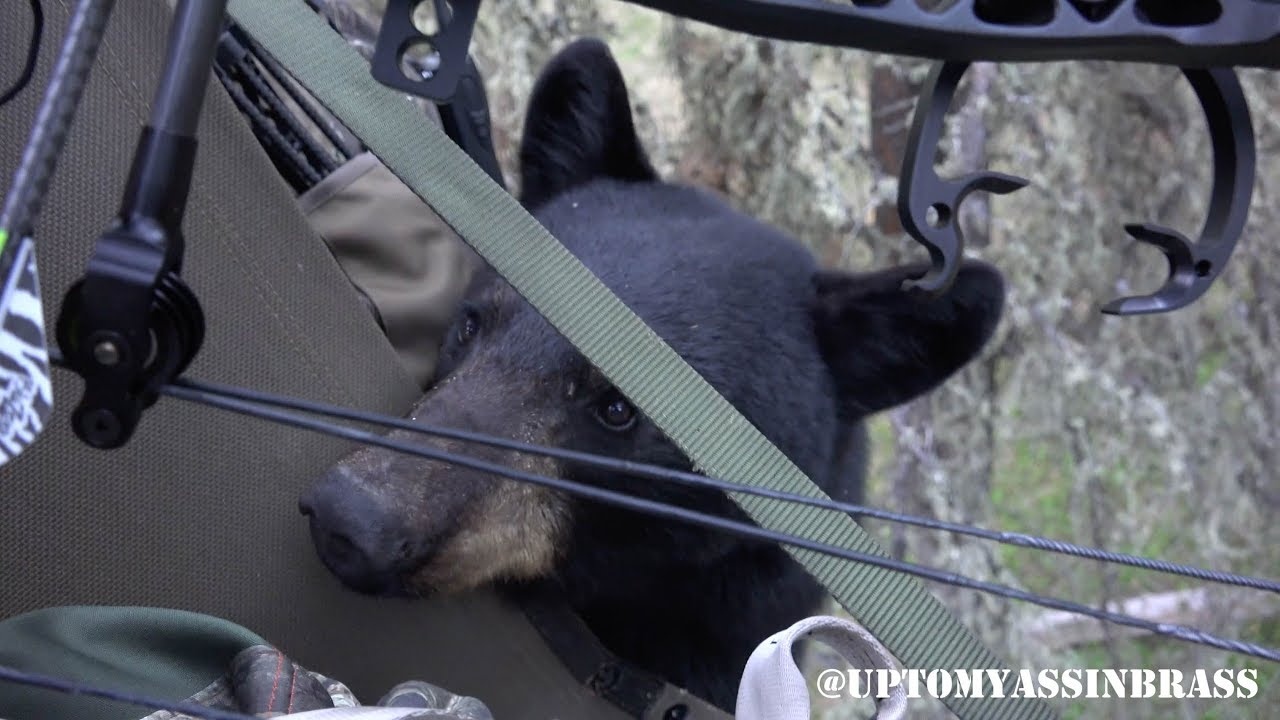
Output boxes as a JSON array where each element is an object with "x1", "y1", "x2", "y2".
[
  {"x1": 141, "y1": 645, "x2": 493, "y2": 720},
  {"x1": 138, "y1": 674, "x2": 241, "y2": 720}
]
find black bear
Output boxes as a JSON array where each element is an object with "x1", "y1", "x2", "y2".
[{"x1": 299, "y1": 38, "x2": 1004, "y2": 712}]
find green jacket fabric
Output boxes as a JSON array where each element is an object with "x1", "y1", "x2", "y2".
[
  {"x1": 299, "y1": 151, "x2": 481, "y2": 390},
  {"x1": 0, "y1": 606, "x2": 264, "y2": 720}
]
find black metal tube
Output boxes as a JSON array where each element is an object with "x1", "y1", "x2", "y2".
[
  {"x1": 148, "y1": 0, "x2": 229, "y2": 138},
  {"x1": 112, "y1": 0, "x2": 229, "y2": 249}
]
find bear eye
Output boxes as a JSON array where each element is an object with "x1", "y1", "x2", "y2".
[
  {"x1": 594, "y1": 391, "x2": 637, "y2": 431},
  {"x1": 457, "y1": 311, "x2": 480, "y2": 344}
]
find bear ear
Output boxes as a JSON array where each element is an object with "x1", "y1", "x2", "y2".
[
  {"x1": 811, "y1": 260, "x2": 1005, "y2": 418},
  {"x1": 518, "y1": 37, "x2": 657, "y2": 209}
]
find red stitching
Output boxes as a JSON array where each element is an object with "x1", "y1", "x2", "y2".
[
  {"x1": 286, "y1": 660, "x2": 299, "y2": 713},
  {"x1": 266, "y1": 650, "x2": 285, "y2": 710}
]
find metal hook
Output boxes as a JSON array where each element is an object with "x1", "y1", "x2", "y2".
[
  {"x1": 1100, "y1": 67, "x2": 1254, "y2": 316},
  {"x1": 897, "y1": 60, "x2": 1029, "y2": 295},
  {"x1": 897, "y1": 61, "x2": 1255, "y2": 315}
]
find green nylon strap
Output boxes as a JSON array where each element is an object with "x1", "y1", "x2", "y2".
[{"x1": 227, "y1": 3, "x2": 1054, "y2": 718}]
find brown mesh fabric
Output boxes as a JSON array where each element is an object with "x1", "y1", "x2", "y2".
[{"x1": 0, "y1": 3, "x2": 625, "y2": 718}]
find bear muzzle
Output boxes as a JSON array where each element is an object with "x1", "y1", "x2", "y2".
[{"x1": 298, "y1": 464, "x2": 436, "y2": 597}]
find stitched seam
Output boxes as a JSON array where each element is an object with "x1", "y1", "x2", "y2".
[
  {"x1": 198, "y1": 192, "x2": 354, "y2": 406},
  {"x1": 285, "y1": 662, "x2": 299, "y2": 713},
  {"x1": 89, "y1": 2, "x2": 148, "y2": 103},
  {"x1": 52, "y1": 0, "x2": 147, "y2": 119},
  {"x1": 177, "y1": 63, "x2": 352, "y2": 406},
  {"x1": 267, "y1": 650, "x2": 285, "y2": 709}
]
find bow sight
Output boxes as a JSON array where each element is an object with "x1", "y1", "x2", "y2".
[{"x1": 1, "y1": 0, "x2": 1276, "y2": 453}]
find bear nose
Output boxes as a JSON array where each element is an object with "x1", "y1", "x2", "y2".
[{"x1": 299, "y1": 467, "x2": 426, "y2": 596}]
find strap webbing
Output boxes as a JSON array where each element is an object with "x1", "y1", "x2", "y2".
[
  {"x1": 226, "y1": 3, "x2": 1054, "y2": 718},
  {"x1": 518, "y1": 584, "x2": 732, "y2": 719}
]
